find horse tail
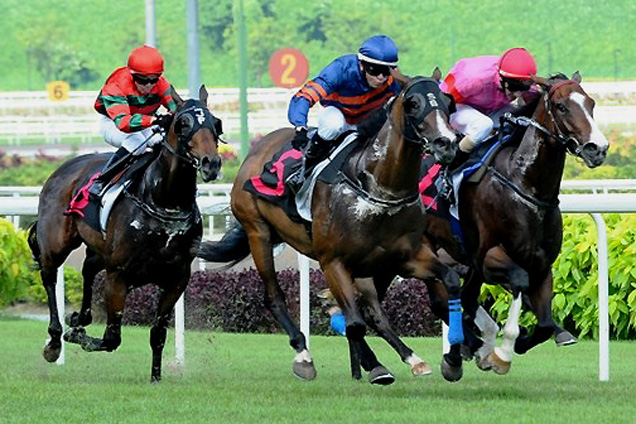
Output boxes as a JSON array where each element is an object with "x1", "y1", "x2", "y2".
[
  {"x1": 197, "y1": 222, "x2": 251, "y2": 265},
  {"x1": 27, "y1": 221, "x2": 42, "y2": 270}
]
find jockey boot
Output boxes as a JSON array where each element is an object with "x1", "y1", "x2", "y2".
[
  {"x1": 88, "y1": 147, "x2": 130, "y2": 199},
  {"x1": 286, "y1": 134, "x2": 328, "y2": 193},
  {"x1": 448, "y1": 135, "x2": 475, "y2": 171}
]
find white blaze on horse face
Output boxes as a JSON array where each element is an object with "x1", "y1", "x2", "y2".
[
  {"x1": 435, "y1": 110, "x2": 456, "y2": 142},
  {"x1": 570, "y1": 92, "x2": 609, "y2": 148}
]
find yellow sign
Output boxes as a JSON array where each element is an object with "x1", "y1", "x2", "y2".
[{"x1": 47, "y1": 81, "x2": 70, "y2": 101}]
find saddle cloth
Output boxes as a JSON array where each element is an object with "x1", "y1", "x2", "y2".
[{"x1": 65, "y1": 151, "x2": 156, "y2": 233}]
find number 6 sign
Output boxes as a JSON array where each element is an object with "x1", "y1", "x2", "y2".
[{"x1": 268, "y1": 48, "x2": 309, "y2": 89}]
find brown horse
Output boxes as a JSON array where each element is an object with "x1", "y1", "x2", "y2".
[
  {"x1": 424, "y1": 72, "x2": 609, "y2": 374},
  {"x1": 27, "y1": 86, "x2": 222, "y2": 382},
  {"x1": 199, "y1": 75, "x2": 460, "y2": 384}
]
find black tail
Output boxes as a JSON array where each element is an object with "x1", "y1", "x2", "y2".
[
  {"x1": 27, "y1": 221, "x2": 42, "y2": 270},
  {"x1": 198, "y1": 222, "x2": 251, "y2": 264}
]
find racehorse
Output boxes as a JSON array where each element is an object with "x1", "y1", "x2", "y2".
[
  {"x1": 423, "y1": 72, "x2": 609, "y2": 374},
  {"x1": 27, "y1": 86, "x2": 222, "y2": 382},
  {"x1": 199, "y1": 74, "x2": 461, "y2": 384}
]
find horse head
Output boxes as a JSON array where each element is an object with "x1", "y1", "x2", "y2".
[
  {"x1": 391, "y1": 73, "x2": 458, "y2": 165},
  {"x1": 532, "y1": 73, "x2": 609, "y2": 168},
  {"x1": 168, "y1": 85, "x2": 223, "y2": 181}
]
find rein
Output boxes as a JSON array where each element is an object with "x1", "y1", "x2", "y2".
[
  {"x1": 123, "y1": 186, "x2": 199, "y2": 223},
  {"x1": 487, "y1": 166, "x2": 559, "y2": 209},
  {"x1": 339, "y1": 171, "x2": 421, "y2": 208}
]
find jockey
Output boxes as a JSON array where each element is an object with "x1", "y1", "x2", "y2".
[
  {"x1": 89, "y1": 45, "x2": 176, "y2": 198},
  {"x1": 286, "y1": 35, "x2": 401, "y2": 190},
  {"x1": 441, "y1": 47, "x2": 538, "y2": 159}
]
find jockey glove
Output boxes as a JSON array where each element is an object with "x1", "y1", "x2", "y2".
[
  {"x1": 155, "y1": 113, "x2": 174, "y2": 131},
  {"x1": 291, "y1": 127, "x2": 309, "y2": 150}
]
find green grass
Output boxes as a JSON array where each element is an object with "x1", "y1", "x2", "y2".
[{"x1": 1, "y1": 318, "x2": 635, "y2": 424}]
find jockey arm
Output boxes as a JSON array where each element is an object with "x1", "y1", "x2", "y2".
[{"x1": 287, "y1": 59, "x2": 343, "y2": 128}]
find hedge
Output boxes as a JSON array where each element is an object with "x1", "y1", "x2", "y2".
[{"x1": 89, "y1": 268, "x2": 440, "y2": 337}]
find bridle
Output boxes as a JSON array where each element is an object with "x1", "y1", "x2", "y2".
[
  {"x1": 389, "y1": 77, "x2": 452, "y2": 152},
  {"x1": 162, "y1": 99, "x2": 222, "y2": 169}
]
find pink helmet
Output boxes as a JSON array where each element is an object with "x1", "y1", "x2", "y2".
[
  {"x1": 497, "y1": 48, "x2": 537, "y2": 81},
  {"x1": 127, "y1": 45, "x2": 164, "y2": 75}
]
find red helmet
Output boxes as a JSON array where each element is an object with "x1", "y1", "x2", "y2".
[
  {"x1": 497, "y1": 48, "x2": 537, "y2": 81},
  {"x1": 127, "y1": 45, "x2": 164, "y2": 75}
]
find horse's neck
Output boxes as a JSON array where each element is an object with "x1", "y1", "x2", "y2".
[
  {"x1": 358, "y1": 124, "x2": 421, "y2": 197},
  {"x1": 510, "y1": 99, "x2": 566, "y2": 200},
  {"x1": 142, "y1": 151, "x2": 197, "y2": 210}
]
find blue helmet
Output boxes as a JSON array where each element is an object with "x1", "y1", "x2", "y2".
[{"x1": 357, "y1": 35, "x2": 398, "y2": 67}]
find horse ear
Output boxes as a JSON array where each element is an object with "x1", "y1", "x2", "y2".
[
  {"x1": 431, "y1": 66, "x2": 442, "y2": 82},
  {"x1": 171, "y1": 85, "x2": 185, "y2": 107},
  {"x1": 199, "y1": 85, "x2": 209, "y2": 104},
  {"x1": 532, "y1": 75, "x2": 548, "y2": 88},
  {"x1": 391, "y1": 67, "x2": 411, "y2": 88},
  {"x1": 571, "y1": 71, "x2": 582, "y2": 83}
]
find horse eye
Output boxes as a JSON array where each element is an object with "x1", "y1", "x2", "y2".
[{"x1": 556, "y1": 103, "x2": 567, "y2": 113}]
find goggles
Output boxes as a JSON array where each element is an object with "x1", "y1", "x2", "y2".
[
  {"x1": 362, "y1": 62, "x2": 394, "y2": 77},
  {"x1": 133, "y1": 74, "x2": 160, "y2": 85},
  {"x1": 501, "y1": 76, "x2": 532, "y2": 92}
]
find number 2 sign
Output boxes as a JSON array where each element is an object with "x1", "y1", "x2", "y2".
[{"x1": 268, "y1": 48, "x2": 309, "y2": 89}]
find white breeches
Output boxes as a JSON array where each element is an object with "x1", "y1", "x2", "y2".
[
  {"x1": 99, "y1": 115, "x2": 163, "y2": 155},
  {"x1": 317, "y1": 106, "x2": 356, "y2": 141},
  {"x1": 450, "y1": 104, "x2": 513, "y2": 144}
]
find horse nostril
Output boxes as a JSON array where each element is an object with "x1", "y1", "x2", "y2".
[{"x1": 201, "y1": 156, "x2": 211, "y2": 168}]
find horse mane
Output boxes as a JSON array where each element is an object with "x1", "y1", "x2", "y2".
[{"x1": 355, "y1": 106, "x2": 389, "y2": 146}]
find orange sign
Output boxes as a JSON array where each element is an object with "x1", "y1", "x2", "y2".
[{"x1": 268, "y1": 48, "x2": 309, "y2": 89}]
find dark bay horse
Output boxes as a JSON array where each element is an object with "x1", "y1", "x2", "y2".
[
  {"x1": 424, "y1": 73, "x2": 609, "y2": 374},
  {"x1": 199, "y1": 75, "x2": 460, "y2": 384},
  {"x1": 28, "y1": 86, "x2": 222, "y2": 382}
]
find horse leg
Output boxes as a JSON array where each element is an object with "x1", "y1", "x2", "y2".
[
  {"x1": 521, "y1": 293, "x2": 577, "y2": 347},
  {"x1": 407, "y1": 244, "x2": 464, "y2": 382},
  {"x1": 41, "y1": 265, "x2": 64, "y2": 362},
  {"x1": 481, "y1": 247, "x2": 528, "y2": 375},
  {"x1": 67, "y1": 249, "x2": 103, "y2": 328},
  {"x1": 245, "y1": 223, "x2": 315, "y2": 380},
  {"x1": 68, "y1": 271, "x2": 127, "y2": 354},
  {"x1": 149, "y1": 273, "x2": 189, "y2": 383},
  {"x1": 323, "y1": 261, "x2": 393, "y2": 385},
  {"x1": 514, "y1": 272, "x2": 560, "y2": 354},
  {"x1": 356, "y1": 277, "x2": 432, "y2": 377}
]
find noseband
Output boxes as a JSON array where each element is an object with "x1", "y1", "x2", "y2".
[{"x1": 162, "y1": 99, "x2": 220, "y2": 169}]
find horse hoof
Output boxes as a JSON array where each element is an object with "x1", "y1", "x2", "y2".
[
  {"x1": 475, "y1": 356, "x2": 493, "y2": 372},
  {"x1": 63, "y1": 327, "x2": 86, "y2": 344},
  {"x1": 440, "y1": 358, "x2": 463, "y2": 382},
  {"x1": 486, "y1": 351, "x2": 511, "y2": 375},
  {"x1": 555, "y1": 331, "x2": 577, "y2": 347},
  {"x1": 65, "y1": 312, "x2": 79, "y2": 327},
  {"x1": 42, "y1": 345, "x2": 61, "y2": 363},
  {"x1": 411, "y1": 361, "x2": 432, "y2": 377},
  {"x1": 368, "y1": 366, "x2": 395, "y2": 385},
  {"x1": 292, "y1": 361, "x2": 317, "y2": 381}
]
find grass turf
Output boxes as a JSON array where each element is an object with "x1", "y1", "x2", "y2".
[{"x1": 1, "y1": 318, "x2": 635, "y2": 424}]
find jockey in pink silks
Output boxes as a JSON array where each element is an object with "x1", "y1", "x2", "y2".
[{"x1": 441, "y1": 47, "x2": 538, "y2": 155}]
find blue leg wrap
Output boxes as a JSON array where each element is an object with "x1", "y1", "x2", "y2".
[{"x1": 448, "y1": 298, "x2": 465, "y2": 345}]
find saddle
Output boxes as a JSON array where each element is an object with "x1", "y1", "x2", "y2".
[
  {"x1": 65, "y1": 149, "x2": 159, "y2": 233},
  {"x1": 243, "y1": 131, "x2": 358, "y2": 223}
]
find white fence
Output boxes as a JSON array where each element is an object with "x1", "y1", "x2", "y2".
[
  {"x1": 1, "y1": 82, "x2": 635, "y2": 146},
  {"x1": 2, "y1": 180, "x2": 635, "y2": 380}
]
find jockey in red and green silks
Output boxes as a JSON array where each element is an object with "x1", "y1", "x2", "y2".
[
  {"x1": 441, "y1": 47, "x2": 539, "y2": 155},
  {"x1": 90, "y1": 45, "x2": 176, "y2": 197}
]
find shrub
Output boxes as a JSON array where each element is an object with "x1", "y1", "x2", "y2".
[{"x1": 0, "y1": 219, "x2": 35, "y2": 306}]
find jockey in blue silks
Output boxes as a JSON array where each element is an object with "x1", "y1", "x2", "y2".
[{"x1": 286, "y1": 35, "x2": 401, "y2": 189}]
